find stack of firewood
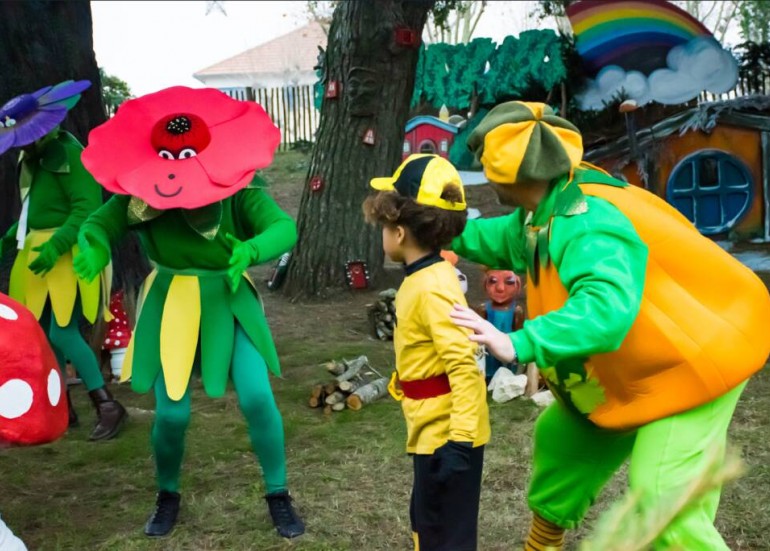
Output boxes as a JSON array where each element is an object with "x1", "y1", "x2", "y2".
[
  {"x1": 308, "y1": 355, "x2": 390, "y2": 414},
  {"x1": 367, "y1": 289, "x2": 397, "y2": 340}
]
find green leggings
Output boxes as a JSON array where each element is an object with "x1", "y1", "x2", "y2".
[
  {"x1": 528, "y1": 381, "x2": 747, "y2": 550},
  {"x1": 40, "y1": 300, "x2": 105, "y2": 392},
  {"x1": 152, "y1": 324, "x2": 287, "y2": 494}
]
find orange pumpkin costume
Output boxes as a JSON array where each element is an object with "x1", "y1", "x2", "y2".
[{"x1": 452, "y1": 101, "x2": 770, "y2": 550}]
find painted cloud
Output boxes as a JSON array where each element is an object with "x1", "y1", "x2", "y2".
[{"x1": 577, "y1": 37, "x2": 738, "y2": 111}]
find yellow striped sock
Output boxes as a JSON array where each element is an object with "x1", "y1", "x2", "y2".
[
  {"x1": 412, "y1": 531, "x2": 420, "y2": 551},
  {"x1": 524, "y1": 514, "x2": 565, "y2": 551}
]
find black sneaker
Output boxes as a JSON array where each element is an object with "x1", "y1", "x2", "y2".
[
  {"x1": 265, "y1": 491, "x2": 305, "y2": 538},
  {"x1": 144, "y1": 491, "x2": 181, "y2": 537}
]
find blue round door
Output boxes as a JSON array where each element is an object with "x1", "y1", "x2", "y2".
[{"x1": 667, "y1": 150, "x2": 753, "y2": 235}]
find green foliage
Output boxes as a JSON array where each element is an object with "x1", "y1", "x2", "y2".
[
  {"x1": 99, "y1": 68, "x2": 132, "y2": 117},
  {"x1": 733, "y1": 41, "x2": 770, "y2": 94},
  {"x1": 448, "y1": 106, "x2": 489, "y2": 169},
  {"x1": 736, "y1": 0, "x2": 770, "y2": 44},
  {"x1": 412, "y1": 30, "x2": 570, "y2": 112},
  {"x1": 534, "y1": 0, "x2": 573, "y2": 20}
]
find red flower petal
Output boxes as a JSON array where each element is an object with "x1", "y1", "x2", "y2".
[{"x1": 197, "y1": 102, "x2": 280, "y2": 186}]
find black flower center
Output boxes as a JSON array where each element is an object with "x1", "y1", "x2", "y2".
[{"x1": 166, "y1": 116, "x2": 191, "y2": 135}]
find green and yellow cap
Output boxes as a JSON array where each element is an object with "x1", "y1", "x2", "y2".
[
  {"x1": 467, "y1": 101, "x2": 583, "y2": 185},
  {"x1": 370, "y1": 154, "x2": 466, "y2": 211}
]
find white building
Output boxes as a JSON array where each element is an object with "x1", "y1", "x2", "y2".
[{"x1": 193, "y1": 21, "x2": 327, "y2": 95}]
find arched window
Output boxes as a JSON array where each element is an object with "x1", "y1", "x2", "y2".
[
  {"x1": 667, "y1": 150, "x2": 753, "y2": 235},
  {"x1": 419, "y1": 139, "x2": 437, "y2": 154}
]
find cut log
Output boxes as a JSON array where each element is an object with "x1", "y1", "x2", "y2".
[
  {"x1": 324, "y1": 360, "x2": 347, "y2": 376},
  {"x1": 323, "y1": 404, "x2": 333, "y2": 415},
  {"x1": 323, "y1": 381, "x2": 338, "y2": 395},
  {"x1": 309, "y1": 395, "x2": 323, "y2": 408},
  {"x1": 325, "y1": 390, "x2": 346, "y2": 405},
  {"x1": 346, "y1": 377, "x2": 389, "y2": 411},
  {"x1": 331, "y1": 402, "x2": 346, "y2": 412},
  {"x1": 336, "y1": 355, "x2": 369, "y2": 382},
  {"x1": 338, "y1": 378, "x2": 366, "y2": 393}
]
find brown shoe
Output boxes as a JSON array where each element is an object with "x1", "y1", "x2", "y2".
[{"x1": 88, "y1": 387, "x2": 127, "y2": 441}]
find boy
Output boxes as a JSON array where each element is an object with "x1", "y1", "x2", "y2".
[{"x1": 363, "y1": 154, "x2": 490, "y2": 551}]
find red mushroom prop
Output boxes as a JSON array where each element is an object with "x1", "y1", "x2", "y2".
[
  {"x1": 103, "y1": 290, "x2": 133, "y2": 381},
  {"x1": 0, "y1": 293, "x2": 67, "y2": 446}
]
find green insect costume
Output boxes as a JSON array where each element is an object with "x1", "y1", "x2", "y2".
[
  {"x1": 0, "y1": 79, "x2": 126, "y2": 441},
  {"x1": 75, "y1": 86, "x2": 305, "y2": 539},
  {"x1": 452, "y1": 101, "x2": 770, "y2": 550}
]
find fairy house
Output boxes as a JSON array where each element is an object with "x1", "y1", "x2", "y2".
[{"x1": 585, "y1": 97, "x2": 770, "y2": 241}]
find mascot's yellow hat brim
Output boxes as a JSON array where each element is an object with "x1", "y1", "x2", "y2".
[{"x1": 468, "y1": 101, "x2": 583, "y2": 185}]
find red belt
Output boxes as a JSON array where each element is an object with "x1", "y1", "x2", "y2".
[{"x1": 399, "y1": 374, "x2": 451, "y2": 400}]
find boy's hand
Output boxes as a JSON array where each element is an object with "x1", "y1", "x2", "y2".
[
  {"x1": 432, "y1": 441, "x2": 472, "y2": 484},
  {"x1": 450, "y1": 304, "x2": 516, "y2": 363},
  {"x1": 28, "y1": 242, "x2": 60, "y2": 275}
]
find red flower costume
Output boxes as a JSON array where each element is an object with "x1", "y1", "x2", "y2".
[
  {"x1": 81, "y1": 86, "x2": 280, "y2": 210},
  {"x1": 75, "y1": 86, "x2": 304, "y2": 539}
]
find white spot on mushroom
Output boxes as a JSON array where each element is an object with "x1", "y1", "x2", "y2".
[
  {"x1": 0, "y1": 379, "x2": 33, "y2": 418},
  {"x1": 48, "y1": 369, "x2": 61, "y2": 407},
  {"x1": 0, "y1": 304, "x2": 18, "y2": 321},
  {"x1": 116, "y1": 331, "x2": 123, "y2": 337},
  {"x1": 114, "y1": 340, "x2": 121, "y2": 347}
]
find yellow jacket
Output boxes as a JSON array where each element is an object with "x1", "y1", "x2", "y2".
[{"x1": 392, "y1": 256, "x2": 490, "y2": 454}]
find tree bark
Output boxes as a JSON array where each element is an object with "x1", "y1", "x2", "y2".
[
  {"x1": 0, "y1": 1, "x2": 150, "y2": 297},
  {"x1": 0, "y1": 1, "x2": 104, "y2": 287},
  {"x1": 283, "y1": 0, "x2": 434, "y2": 298}
]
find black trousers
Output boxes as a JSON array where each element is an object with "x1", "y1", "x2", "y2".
[{"x1": 410, "y1": 445, "x2": 485, "y2": 551}]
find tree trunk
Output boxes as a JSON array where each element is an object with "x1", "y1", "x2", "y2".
[
  {"x1": 0, "y1": 1, "x2": 150, "y2": 297},
  {"x1": 283, "y1": 0, "x2": 434, "y2": 298}
]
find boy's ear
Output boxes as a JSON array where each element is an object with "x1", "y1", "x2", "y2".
[{"x1": 395, "y1": 224, "x2": 407, "y2": 244}]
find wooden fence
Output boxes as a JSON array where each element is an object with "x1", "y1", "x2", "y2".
[{"x1": 226, "y1": 85, "x2": 320, "y2": 151}]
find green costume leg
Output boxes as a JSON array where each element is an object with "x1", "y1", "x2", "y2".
[
  {"x1": 40, "y1": 300, "x2": 105, "y2": 392},
  {"x1": 528, "y1": 402, "x2": 636, "y2": 528},
  {"x1": 629, "y1": 381, "x2": 747, "y2": 551},
  {"x1": 152, "y1": 373, "x2": 192, "y2": 492},
  {"x1": 231, "y1": 324, "x2": 287, "y2": 494}
]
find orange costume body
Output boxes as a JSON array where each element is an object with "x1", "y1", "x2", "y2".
[{"x1": 526, "y1": 170, "x2": 770, "y2": 430}]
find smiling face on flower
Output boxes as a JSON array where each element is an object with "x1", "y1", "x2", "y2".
[{"x1": 82, "y1": 86, "x2": 281, "y2": 210}]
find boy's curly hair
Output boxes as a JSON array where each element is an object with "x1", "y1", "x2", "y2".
[{"x1": 362, "y1": 184, "x2": 467, "y2": 251}]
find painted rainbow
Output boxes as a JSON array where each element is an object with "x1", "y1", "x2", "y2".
[{"x1": 567, "y1": 0, "x2": 713, "y2": 75}]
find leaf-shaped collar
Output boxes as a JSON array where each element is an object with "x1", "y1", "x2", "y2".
[{"x1": 125, "y1": 173, "x2": 270, "y2": 240}]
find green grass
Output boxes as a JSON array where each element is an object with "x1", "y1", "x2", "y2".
[{"x1": 2, "y1": 152, "x2": 769, "y2": 550}]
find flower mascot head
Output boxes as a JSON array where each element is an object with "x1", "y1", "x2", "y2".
[{"x1": 82, "y1": 86, "x2": 280, "y2": 210}]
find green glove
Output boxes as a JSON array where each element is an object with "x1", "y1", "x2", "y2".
[
  {"x1": 0, "y1": 223, "x2": 18, "y2": 259},
  {"x1": 226, "y1": 233, "x2": 258, "y2": 293},
  {"x1": 73, "y1": 234, "x2": 110, "y2": 283},
  {"x1": 28, "y1": 241, "x2": 61, "y2": 276}
]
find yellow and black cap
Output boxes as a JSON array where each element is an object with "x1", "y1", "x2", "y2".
[{"x1": 370, "y1": 154, "x2": 466, "y2": 211}]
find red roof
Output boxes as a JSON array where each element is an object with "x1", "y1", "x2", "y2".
[{"x1": 193, "y1": 21, "x2": 327, "y2": 78}]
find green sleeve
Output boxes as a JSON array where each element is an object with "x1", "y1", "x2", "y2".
[
  {"x1": 451, "y1": 210, "x2": 527, "y2": 273},
  {"x1": 2, "y1": 222, "x2": 18, "y2": 242},
  {"x1": 47, "y1": 143, "x2": 103, "y2": 255},
  {"x1": 235, "y1": 189, "x2": 297, "y2": 264},
  {"x1": 80, "y1": 194, "x2": 131, "y2": 256},
  {"x1": 510, "y1": 197, "x2": 648, "y2": 366}
]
